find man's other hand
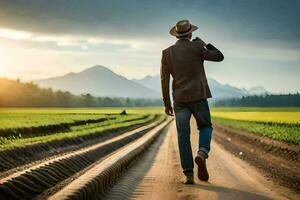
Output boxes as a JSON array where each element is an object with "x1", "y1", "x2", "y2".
[
  {"x1": 165, "y1": 106, "x2": 174, "y2": 116},
  {"x1": 193, "y1": 37, "x2": 206, "y2": 47}
]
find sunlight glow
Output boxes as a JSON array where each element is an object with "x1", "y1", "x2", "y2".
[
  {"x1": 0, "y1": 45, "x2": 9, "y2": 77},
  {"x1": 0, "y1": 63, "x2": 6, "y2": 76},
  {"x1": 0, "y1": 28, "x2": 33, "y2": 40}
]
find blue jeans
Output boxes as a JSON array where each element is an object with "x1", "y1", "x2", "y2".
[{"x1": 174, "y1": 99, "x2": 213, "y2": 176}]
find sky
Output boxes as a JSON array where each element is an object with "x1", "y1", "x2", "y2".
[{"x1": 0, "y1": 0, "x2": 299, "y2": 93}]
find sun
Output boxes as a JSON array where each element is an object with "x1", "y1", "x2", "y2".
[
  {"x1": 0, "y1": 65, "x2": 6, "y2": 77},
  {"x1": 0, "y1": 53, "x2": 4, "y2": 75},
  {"x1": 0, "y1": 53, "x2": 8, "y2": 77}
]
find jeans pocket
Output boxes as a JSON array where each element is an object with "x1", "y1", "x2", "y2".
[{"x1": 174, "y1": 105, "x2": 184, "y2": 113}]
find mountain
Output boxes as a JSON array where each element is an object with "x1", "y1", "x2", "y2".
[
  {"x1": 133, "y1": 75, "x2": 269, "y2": 99},
  {"x1": 35, "y1": 65, "x2": 160, "y2": 98},
  {"x1": 207, "y1": 78, "x2": 248, "y2": 98},
  {"x1": 246, "y1": 86, "x2": 269, "y2": 95},
  {"x1": 132, "y1": 75, "x2": 161, "y2": 92}
]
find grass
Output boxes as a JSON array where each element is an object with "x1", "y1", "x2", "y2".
[{"x1": 211, "y1": 107, "x2": 300, "y2": 144}]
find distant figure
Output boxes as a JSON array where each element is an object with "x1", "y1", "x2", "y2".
[
  {"x1": 120, "y1": 110, "x2": 127, "y2": 115},
  {"x1": 160, "y1": 20, "x2": 224, "y2": 184}
]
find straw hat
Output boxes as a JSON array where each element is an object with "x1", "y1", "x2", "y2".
[{"x1": 169, "y1": 20, "x2": 198, "y2": 37}]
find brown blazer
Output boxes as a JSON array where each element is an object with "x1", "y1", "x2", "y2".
[{"x1": 160, "y1": 38, "x2": 224, "y2": 107}]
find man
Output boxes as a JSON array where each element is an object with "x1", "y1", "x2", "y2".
[{"x1": 160, "y1": 19, "x2": 224, "y2": 184}]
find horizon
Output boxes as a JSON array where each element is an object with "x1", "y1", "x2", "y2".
[
  {"x1": 0, "y1": 64, "x2": 272, "y2": 93},
  {"x1": 0, "y1": 0, "x2": 299, "y2": 93}
]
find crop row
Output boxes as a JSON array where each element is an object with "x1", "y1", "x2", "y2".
[
  {"x1": 0, "y1": 114, "x2": 157, "y2": 150},
  {"x1": 0, "y1": 116, "x2": 118, "y2": 138},
  {"x1": 212, "y1": 117, "x2": 300, "y2": 144},
  {"x1": 0, "y1": 113, "x2": 115, "y2": 130},
  {"x1": 0, "y1": 107, "x2": 164, "y2": 130},
  {"x1": 0, "y1": 113, "x2": 148, "y2": 138},
  {"x1": 211, "y1": 111, "x2": 300, "y2": 125}
]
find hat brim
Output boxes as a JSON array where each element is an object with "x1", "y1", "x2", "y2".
[{"x1": 169, "y1": 24, "x2": 198, "y2": 37}]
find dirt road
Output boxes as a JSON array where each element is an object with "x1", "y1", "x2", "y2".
[{"x1": 105, "y1": 119, "x2": 299, "y2": 200}]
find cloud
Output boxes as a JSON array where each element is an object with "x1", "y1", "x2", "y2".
[
  {"x1": 222, "y1": 41, "x2": 300, "y2": 62},
  {"x1": 0, "y1": 27, "x2": 33, "y2": 40},
  {"x1": 1, "y1": 0, "x2": 299, "y2": 52},
  {"x1": 0, "y1": 27, "x2": 165, "y2": 53},
  {"x1": 0, "y1": 0, "x2": 299, "y2": 42}
]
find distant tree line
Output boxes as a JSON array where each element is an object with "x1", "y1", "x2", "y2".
[
  {"x1": 213, "y1": 94, "x2": 300, "y2": 107},
  {"x1": 0, "y1": 78, "x2": 163, "y2": 107}
]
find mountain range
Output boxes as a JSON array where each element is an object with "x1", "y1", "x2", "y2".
[
  {"x1": 35, "y1": 65, "x2": 159, "y2": 98},
  {"x1": 35, "y1": 65, "x2": 268, "y2": 99},
  {"x1": 133, "y1": 74, "x2": 268, "y2": 99}
]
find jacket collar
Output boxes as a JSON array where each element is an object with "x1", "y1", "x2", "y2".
[{"x1": 176, "y1": 38, "x2": 191, "y2": 44}]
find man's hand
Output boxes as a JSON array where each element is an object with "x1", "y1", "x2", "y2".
[
  {"x1": 193, "y1": 37, "x2": 207, "y2": 47},
  {"x1": 165, "y1": 106, "x2": 174, "y2": 116}
]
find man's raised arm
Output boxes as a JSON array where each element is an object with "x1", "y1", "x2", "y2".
[
  {"x1": 204, "y1": 43, "x2": 224, "y2": 62},
  {"x1": 193, "y1": 37, "x2": 224, "y2": 62}
]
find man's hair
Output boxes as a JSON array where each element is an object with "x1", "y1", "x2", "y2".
[
  {"x1": 176, "y1": 34, "x2": 189, "y2": 39},
  {"x1": 176, "y1": 33, "x2": 192, "y2": 39}
]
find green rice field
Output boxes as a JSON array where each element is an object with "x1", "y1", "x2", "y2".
[
  {"x1": 0, "y1": 107, "x2": 164, "y2": 150},
  {"x1": 1, "y1": 107, "x2": 298, "y2": 149},
  {"x1": 211, "y1": 107, "x2": 300, "y2": 144}
]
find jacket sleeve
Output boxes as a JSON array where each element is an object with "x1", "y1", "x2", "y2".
[
  {"x1": 203, "y1": 43, "x2": 224, "y2": 62},
  {"x1": 160, "y1": 51, "x2": 171, "y2": 107}
]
